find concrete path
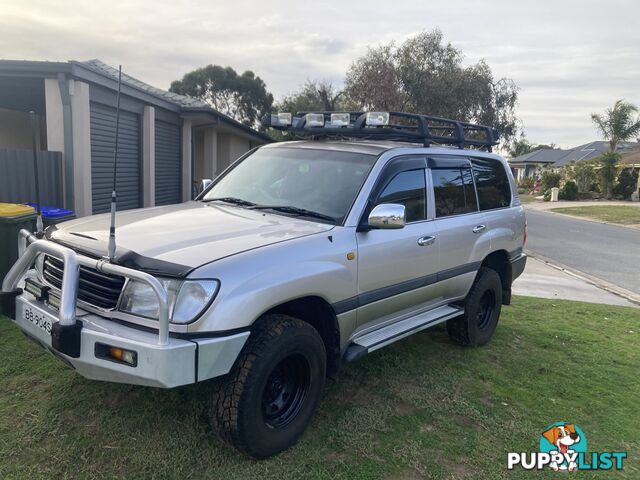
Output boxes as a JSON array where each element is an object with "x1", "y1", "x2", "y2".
[{"x1": 513, "y1": 256, "x2": 637, "y2": 308}]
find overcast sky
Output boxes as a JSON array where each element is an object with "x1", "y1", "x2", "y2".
[{"x1": 1, "y1": 0, "x2": 638, "y2": 147}]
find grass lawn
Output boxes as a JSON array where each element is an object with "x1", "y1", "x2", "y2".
[
  {"x1": 518, "y1": 194, "x2": 539, "y2": 204},
  {"x1": 1, "y1": 296, "x2": 638, "y2": 479},
  {"x1": 550, "y1": 205, "x2": 640, "y2": 225}
]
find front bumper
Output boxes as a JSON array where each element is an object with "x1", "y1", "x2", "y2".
[
  {"x1": 1, "y1": 230, "x2": 249, "y2": 388},
  {"x1": 10, "y1": 294, "x2": 248, "y2": 388}
]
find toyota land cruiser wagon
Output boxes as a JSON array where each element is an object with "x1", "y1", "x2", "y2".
[{"x1": 1, "y1": 111, "x2": 526, "y2": 458}]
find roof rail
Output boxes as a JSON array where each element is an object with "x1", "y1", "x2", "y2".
[{"x1": 263, "y1": 111, "x2": 499, "y2": 151}]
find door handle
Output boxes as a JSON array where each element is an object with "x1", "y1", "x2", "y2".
[
  {"x1": 417, "y1": 235, "x2": 436, "y2": 246},
  {"x1": 472, "y1": 224, "x2": 486, "y2": 234}
]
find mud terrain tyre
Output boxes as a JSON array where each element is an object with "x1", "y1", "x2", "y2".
[
  {"x1": 209, "y1": 314, "x2": 326, "y2": 458},
  {"x1": 447, "y1": 267, "x2": 502, "y2": 347}
]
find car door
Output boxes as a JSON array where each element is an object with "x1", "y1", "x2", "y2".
[
  {"x1": 428, "y1": 156, "x2": 491, "y2": 301},
  {"x1": 355, "y1": 157, "x2": 442, "y2": 331}
]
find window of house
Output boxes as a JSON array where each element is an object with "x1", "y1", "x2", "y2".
[
  {"x1": 376, "y1": 169, "x2": 426, "y2": 222},
  {"x1": 471, "y1": 158, "x2": 512, "y2": 210},
  {"x1": 431, "y1": 167, "x2": 478, "y2": 217}
]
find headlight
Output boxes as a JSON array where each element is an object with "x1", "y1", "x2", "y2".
[{"x1": 119, "y1": 278, "x2": 219, "y2": 324}]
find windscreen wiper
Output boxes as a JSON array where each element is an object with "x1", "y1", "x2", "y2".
[
  {"x1": 202, "y1": 197, "x2": 256, "y2": 207},
  {"x1": 250, "y1": 205, "x2": 336, "y2": 224}
]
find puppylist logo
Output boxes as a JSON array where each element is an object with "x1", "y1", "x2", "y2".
[{"x1": 507, "y1": 422, "x2": 627, "y2": 472}]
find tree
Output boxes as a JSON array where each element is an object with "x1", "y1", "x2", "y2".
[
  {"x1": 508, "y1": 137, "x2": 556, "y2": 158},
  {"x1": 591, "y1": 99, "x2": 640, "y2": 151},
  {"x1": 590, "y1": 100, "x2": 640, "y2": 196},
  {"x1": 278, "y1": 81, "x2": 345, "y2": 113},
  {"x1": 344, "y1": 29, "x2": 520, "y2": 149},
  {"x1": 598, "y1": 151, "x2": 620, "y2": 197},
  {"x1": 170, "y1": 65, "x2": 274, "y2": 130}
]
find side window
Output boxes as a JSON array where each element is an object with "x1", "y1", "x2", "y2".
[
  {"x1": 431, "y1": 167, "x2": 478, "y2": 217},
  {"x1": 377, "y1": 169, "x2": 426, "y2": 222},
  {"x1": 471, "y1": 158, "x2": 512, "y2": 210}
]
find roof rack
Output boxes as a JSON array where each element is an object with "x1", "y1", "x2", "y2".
[{"x1": 263, "y1": 111, "x2": 499, "y2": 152}]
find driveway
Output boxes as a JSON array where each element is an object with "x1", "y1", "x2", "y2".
[{"x1": 524, "y1": 208, "x2": 640, "y2": 297}]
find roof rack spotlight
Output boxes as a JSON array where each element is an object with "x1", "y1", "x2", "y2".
[
  {"x1": 262, "y1": 111, "x2": 499, "y2": 152},
  {"x1": 365, "y1": 112, "x2": 389, "y2": 126},
  {"x1": 330, "y1": 112, "x2": 351, "y2": 127},
  {"x1": 268, "y1": 113, "x2": 293, "y2": 127},
  {"x1": 305, "y1": 113, "x2": 325, "y2": 127}
]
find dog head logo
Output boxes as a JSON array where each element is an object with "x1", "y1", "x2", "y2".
[{"x1": 539, "y1": 423, "x2": 587, "y2": 471}]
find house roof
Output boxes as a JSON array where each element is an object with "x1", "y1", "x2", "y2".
[
  {"x1": 510, "y1": 141, "x2": 639, "y2": 167},
  {"x1": 621, "y1": 145, "x2": 640, "y2": 165},
  {"x1": 77, "y1": 60, "x2": 272, "y2": 143},
  {"x1": 0, "y1": 58, "x2": 271, "y2": 143}
]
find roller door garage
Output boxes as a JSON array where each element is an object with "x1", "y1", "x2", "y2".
[
  {"x1": 155, "y1": 120, "x2": 182, "y2": 205},
  {"x1": 90, "y1": 102, "x2": 141, "y2": 213}
]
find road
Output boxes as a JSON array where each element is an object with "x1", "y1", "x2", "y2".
[{"x1": 524, "y1": 210, "x2": 640, "y2": 295}]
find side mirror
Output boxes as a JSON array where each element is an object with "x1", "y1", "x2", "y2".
[
  {"x1": 368, "y1": 203, "x2": 406, "y2": 229},
  {"x1": 199, "y1": 179, "x2": 213, "y2": 193}
]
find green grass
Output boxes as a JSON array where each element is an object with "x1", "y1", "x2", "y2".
[
  {"x1": 1, "y1": 296, "x2": 639, "y2": 479},
  {"x1": 550, "y1": 205, "x2": 640, "y2": 225},
  {"x1": 518, "y1": 194, "x2": 539, "y2": 204}
]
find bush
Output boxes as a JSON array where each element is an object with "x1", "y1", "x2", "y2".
[
  {"x1": 517, "y1": 177, "x2": 535, "y2": 190},
  {"x1": 540, "y1": 171, "x2": 562, "y2": 192},
  {"x1": 559, "y1": 180, "x2": 578, "y2": 200},
  {"x1": 543, "y1": 190, "x2": 551, "y2": 202},
  {"x1": 612, "y1": 169, "x2": 639, "y2": 199},
  {"x1": 517, "y1": 187, "x2": 527, "y2": 194}
]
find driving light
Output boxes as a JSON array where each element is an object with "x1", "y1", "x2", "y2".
[
  {"x1": 305, "y1": 113, "x2": 325, "y2": 127},
  {"x1": 366, "y1": 112, "x2": 389, "y2": 126},
  {"x1": 271, "y1": 113, "x2": 292, "y2": 126},
  {"x1": 330, "y1": 113, "x2": 351, "y2": 127}
]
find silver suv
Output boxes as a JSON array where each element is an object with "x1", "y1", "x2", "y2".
[{"x1": 1, "y1": 112, "x2": 526, "y2": 458}]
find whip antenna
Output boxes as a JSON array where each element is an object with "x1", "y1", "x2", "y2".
[
  {"x1": 107, "y1": 65, "x2": 123, "y2": 262},
  {"x1": 29, "y1": 111, "x2": 44, "y2": 236}
]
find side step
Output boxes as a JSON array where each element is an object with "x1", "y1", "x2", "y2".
[{"x1": 344, "y1": 304, "x2": 463, "y2": 362}]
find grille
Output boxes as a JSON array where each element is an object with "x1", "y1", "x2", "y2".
[{"x1": 42, "y1": 255, "x2": 126, "y2": 310}]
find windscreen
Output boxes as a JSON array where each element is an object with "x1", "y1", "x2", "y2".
[{"x1": 202, "y1": 147, "x2": 377, "y2": 222}]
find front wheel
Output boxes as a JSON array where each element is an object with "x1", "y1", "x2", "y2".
[
  {"x1": 209, "y1": 314, "x2": 326, "y2": 458},
  {"x1": 447, "y1": 267, "x2": 502, "y2": 347}
]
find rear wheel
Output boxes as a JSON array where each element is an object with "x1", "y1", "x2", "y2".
[
  {"x1": 447, "y1": 267, "x2": 502, "y2": 346},
  {"x1": 209, "y1": 314, "x2": 326, "y2": 458}
]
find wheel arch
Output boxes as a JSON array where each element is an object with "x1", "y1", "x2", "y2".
[
  {"x1": 258, "y1": 296, "x2": 341, "y2": 377},
  {"x1": 480, "y1": 250, "x2": 512, "y2": 305}
]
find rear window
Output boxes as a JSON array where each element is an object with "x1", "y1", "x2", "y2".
[
  {"x1": 471, "y1": 158, "x2": 511, "y2": 210},
  {"x1": 431, "y1": 167, "x2": 478, "y2": 217}
]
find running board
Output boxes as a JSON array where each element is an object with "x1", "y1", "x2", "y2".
[{"x1": 344, "y1": 304, "x2": 463, "y2": 362}]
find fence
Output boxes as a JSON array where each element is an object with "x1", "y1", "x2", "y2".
[{"x1": 0, "y1": 149, "x2": 64, "y2": 207}]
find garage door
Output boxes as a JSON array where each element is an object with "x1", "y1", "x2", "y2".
[
  {"x1": 155, "y1": 120, "x2": 182, "y2": 205},
  {"x1": 90, "y1": 102, "x2": 141, "y2": 214}
]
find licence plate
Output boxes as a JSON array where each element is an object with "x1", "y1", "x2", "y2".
[{"x1": 23, "y1": 306, "x2": 52, "y2": 336}]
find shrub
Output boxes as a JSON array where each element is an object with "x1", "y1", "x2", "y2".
[
  {"x1": 540, "y1": 170, "x2": 562, "y2": 192},
  {"x1": 517, "y1": 177, "x2": 535, "y2": 190},
  {"x1": 567, "y1": 160, "x2": 597, "y2": 193},
  {"x1": 543, "y1": 190, "x2": 551, "y2": 202},
  {"x1": 612, "y1": 169, "x2": 639, "y2": 199},
  {"x1": 559, "y1": 180, "x2": 578, "y2": 200}
]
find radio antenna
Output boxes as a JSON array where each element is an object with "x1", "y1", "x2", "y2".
[
  {"x1": 107, "y1": 65, "x2": 123, "y2": 262},
  {"x1": 29, "y1": 111, "x2": 44, "y2": 237}
]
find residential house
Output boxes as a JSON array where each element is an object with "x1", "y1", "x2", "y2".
[
  {"x1": 0, "y1": 59, "x2": 271, "y2": 217},
  {"x1": 509, "y1": 141, "x2": 638, "y2": 180}
]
